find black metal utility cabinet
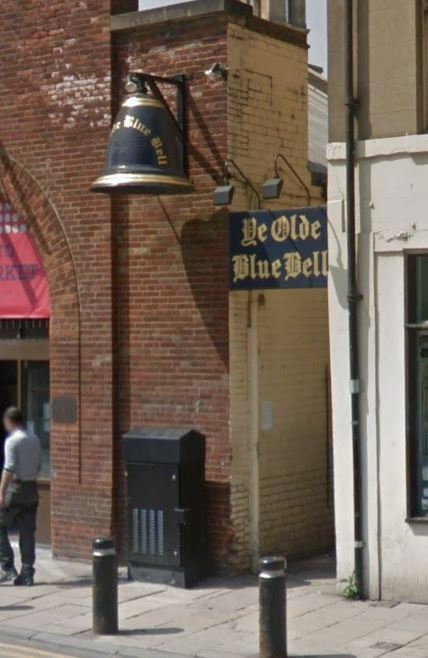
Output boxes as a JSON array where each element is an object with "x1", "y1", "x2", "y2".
[{"x1": 123, "y1": 427, "x2": 206, "y2": 588}]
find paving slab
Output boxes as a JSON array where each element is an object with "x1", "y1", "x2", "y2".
[{"x1": 2, "y1": 547, "x2": 428, "y2": 658}]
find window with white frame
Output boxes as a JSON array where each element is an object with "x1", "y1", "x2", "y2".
[{"x1": 423, "y1": 0, "x2": 428, "y2": 128}]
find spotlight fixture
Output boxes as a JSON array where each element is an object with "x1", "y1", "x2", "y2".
[
  {"x1": 261, "y1": 177, "x2": 284, "y2": 200},
  {"x1": 204, "y1": 62, "x2": 228, "y2": 81},
  {"x1": 261, "y1": 153, "x2": 311, "y2": 205},
  {"x1": 213, "y1": 183, "x2": 235, "y2": 207},
  {"x1": 213, "y1": 160, "x2": 260, "y2": 208},
  {"x1": 213, "y1": 161, "x2": 234, "y2": 206}
]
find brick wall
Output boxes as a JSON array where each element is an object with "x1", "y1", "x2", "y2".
[
  {"x1": 257, "y1": 289, "x2": 333, "y2": 557},
  {"x1": 0, "y1": 0, "x2": 114, "y2": 559},
  {"x1": 227, "y1": 20, "x2": 333, "y2": 567},
  {"x1": 0, "y1": 1, "x2": 331, "y2": 568},
  {"x1": 228, "y1": 19, "x2": 314, "y2": 206},
  {"x1": 112, "y1": 16, "x2": 232, "y2": 565}
]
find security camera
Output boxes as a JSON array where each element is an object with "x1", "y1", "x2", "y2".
[{"x1": 204, "y1": 62, "x2": 228, "y2": 81}]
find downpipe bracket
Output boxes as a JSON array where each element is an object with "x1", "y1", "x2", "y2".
[
  {"x1": 350, "y1": 379, "x2": 360, "y2": 394},
  {"x1": 347, "y1": 292, "x2": 363, "y2": 303},
  {"x1": 345, "y1": 95, "x2": 359, "y2": 110}
]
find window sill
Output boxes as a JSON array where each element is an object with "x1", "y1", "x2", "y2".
[{"x1": 406, "y1": 516, "x2": 428, "y2": 524}]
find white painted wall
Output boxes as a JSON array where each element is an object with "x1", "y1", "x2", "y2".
[{"x1": 328, "y1": 134, "x2": 428, "y2": 602}]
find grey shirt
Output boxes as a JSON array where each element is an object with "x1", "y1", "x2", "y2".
[{"x1": 4, "y1": 428, "x2": 42, "y2": 481}]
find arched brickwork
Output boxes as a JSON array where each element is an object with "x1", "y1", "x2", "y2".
[{"x1": 0, "y1": 150, "x2": 84, "y2": 554}]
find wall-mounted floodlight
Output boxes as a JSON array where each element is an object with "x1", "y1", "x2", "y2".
[
  {"x1": 213, "y1": 160, "x2": 260, "y2": 208},
  {"x1": 213, "y1": 184, "x2": 235, "y2": 206},
  {"x1": 261, "y1": 153, "x2": 311, "y2": 206},
  {"x1": 261, "y1": 177, "x2": 284, "y2": 200},
  {"x1": 204, "y1": 62, "x2": 228, "y2": 81},
  {"x1": 213, "y1": 161, "x2": 234, "y2": 206}
]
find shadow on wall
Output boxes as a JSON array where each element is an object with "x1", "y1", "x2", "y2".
[
  {"x1": 181, "y1": 209, "x2": 230, "y2": 369},
  {"x1": 327, "y1": 213, "x2": 347, "y2": 311},
  {"x1": 157, "y1": 201, "x2": 230, "y2": 370},
  {"x1": 187, "y1": 92, "x2": 226, "y2": 183},
  {"x1": 408, "y1": 522, "x2": 428, "y2": 539}
]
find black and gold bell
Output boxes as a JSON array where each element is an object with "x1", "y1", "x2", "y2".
[{"x1": 91, "y1": 89, "x2": 193, "y2": 195}]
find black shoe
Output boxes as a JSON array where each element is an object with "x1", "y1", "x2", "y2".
[
  {"x1": 0, "y1": 567, "x2": 18, "y2": 584},
  {"x1": 13, "y1": 573, "x2": 34, "y2": 586}
]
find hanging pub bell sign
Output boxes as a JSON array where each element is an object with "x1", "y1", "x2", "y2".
[{"x1": 91, "y1": 74, "x2": 193, "y2": 195}]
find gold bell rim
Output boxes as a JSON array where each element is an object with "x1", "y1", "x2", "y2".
[
  {"x1": 91, "y1": 172, "x2": 194, "y2": 191},
  {"x1": 122, "y1": 96, "x2": 165, "y2": 109}
]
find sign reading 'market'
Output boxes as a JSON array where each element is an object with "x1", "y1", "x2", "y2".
[{"x1": 229, "y1": 207, "x2": 328, "y2": 290}]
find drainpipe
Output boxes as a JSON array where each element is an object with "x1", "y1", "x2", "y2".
[
  {"x1": 344, "y1": 0, "x2": 363, "y2": 596},
  {"x1": 248, "y1": 292, "x2": 260, "y2": 571}
]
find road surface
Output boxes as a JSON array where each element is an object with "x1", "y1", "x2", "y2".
[{"x1": 0, "y1": 640, "x2": 95, "y2": 658}]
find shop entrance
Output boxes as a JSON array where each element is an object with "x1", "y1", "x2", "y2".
[{"x1": 0, "y1": 320, "x2": 50, "y2": 544}]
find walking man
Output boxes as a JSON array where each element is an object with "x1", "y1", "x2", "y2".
[{"x1": 0, "y1": 407, "x2": 41, "y2": 585}]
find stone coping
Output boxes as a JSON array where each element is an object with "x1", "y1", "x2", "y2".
[{"x1": 111, "y1": 0, "x2": 307, "y2": 49}]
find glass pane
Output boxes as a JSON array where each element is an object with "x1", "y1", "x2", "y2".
[
  {"x1": 0, "y1": 361, "x2": 17, "y2": 471},
  {"x1": 414, "y1": 335, "x2": 428, "y2": 514},
  {"x1": 0, "y1": 320, "x2": 48, "y2": 340},
  {"x1": 408, "y1": 255, "x2": 428, "y2": 322},
  {"x1": 23, "y1": 361, "x2": 50, "y2": 479},
  {"x1": 407, "y1": 255, "x2": 428, "y2": 515}
]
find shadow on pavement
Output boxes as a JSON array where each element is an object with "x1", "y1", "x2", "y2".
[
  {"x1": 249, "y1": 655, "x2": 354, "y2": 658},
  {"x1": 36, "y1": 578, "x2": 93, "y2": 587},
  {"x1": 191, "y1": 553, "x2": 336, "y2": 593},
  {"x1": 119, "y1": 627, "x2": 183, "y2": 636},
  {"x1": 0, "y1": 605, "x2": 33, "y2": 611},
  {"x1": 288, "y1": 554, "x2": 336, "y2": 579}
]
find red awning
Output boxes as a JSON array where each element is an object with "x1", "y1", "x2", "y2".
[{"x1": 0, "y1": 201, "x2": 51, "y2": 319}]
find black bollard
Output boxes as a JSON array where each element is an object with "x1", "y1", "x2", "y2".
[
  {"x1": 259, "y1": 556, "x2": 287, "y2": 658},
  {"x1": 92, "y1": 537, "x2": 118, "y2": 635}
]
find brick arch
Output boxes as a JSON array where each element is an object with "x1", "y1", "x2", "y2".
[{"x1": 0, "y1": 150, "x2": 83, "y2": 498}]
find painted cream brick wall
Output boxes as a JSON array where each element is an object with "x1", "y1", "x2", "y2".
[
  {"x1": 257, "y1": 290, "x2": 333, "y2": 556},
  {"x1": 229, "y1": 291, "x2": 253, "y2": 568},
  {"x1": 227, "y1": 22, "x2": 332, "y2": 567},
  {"x1": 227, "y1": 21, "x2": 313, "y2": 208}
]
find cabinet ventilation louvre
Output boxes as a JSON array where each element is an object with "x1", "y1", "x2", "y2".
[{"x1": 131, "y1": 507, "x2": 165, "y2": 557}]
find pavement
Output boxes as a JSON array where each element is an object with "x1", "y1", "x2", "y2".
[{"x1": 1, "y1": 547, "x2": 428, "y2": 658}]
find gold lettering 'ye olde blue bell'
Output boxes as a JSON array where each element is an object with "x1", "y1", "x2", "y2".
[{"x1": 91, "y1": 87, "x2": 194, "y2": 195}]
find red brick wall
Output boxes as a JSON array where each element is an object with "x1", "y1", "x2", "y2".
[
  {"x1": 112, "y1": 17, "x2": 233, "y2": 566},
  {"x1": 111, "y1": 0, "x2": 138, "y2": 14},
  {"x1": 0, "y1": 2, "x2": 234, "y2": 566},
  {"x1": 0, "y1": 0, "x2": 114, "y2": 558}
]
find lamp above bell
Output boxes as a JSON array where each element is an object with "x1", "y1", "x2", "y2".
[{"x1": 91, "y1": 73, "x2": 194, "y2": 195}]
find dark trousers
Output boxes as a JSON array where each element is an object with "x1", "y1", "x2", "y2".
[{"x1": 0, "y1": 482, "x2": 38, "y2": 575}]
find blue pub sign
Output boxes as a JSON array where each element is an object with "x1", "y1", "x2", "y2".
[{"x1": 229, "y1": 207, "x2": 328, "y2": 290}]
